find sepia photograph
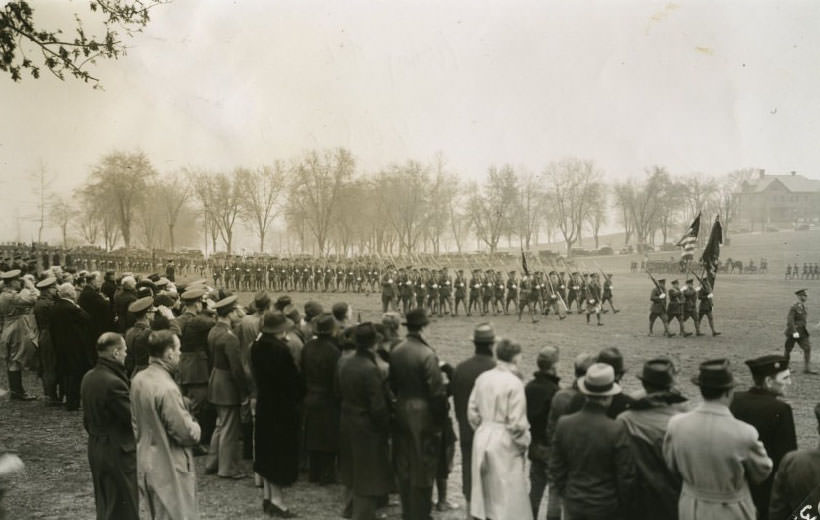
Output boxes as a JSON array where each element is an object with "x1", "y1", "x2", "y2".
[{"x1": 1, "y1": 1, "x2": 820, "y2": 519}]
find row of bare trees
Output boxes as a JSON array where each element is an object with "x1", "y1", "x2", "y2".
[{"x1": 35, "y1": 148, "x2": 750, "y2": 257}]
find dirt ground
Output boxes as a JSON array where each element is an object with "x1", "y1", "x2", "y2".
[{"x1": 2, "y1": 263, "x2": 820, "y2": 519}]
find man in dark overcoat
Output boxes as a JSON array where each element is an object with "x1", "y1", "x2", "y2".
[
  {"x1": 50, "y1": 283, "x2": 95, "y2": 411},
  {"x1": 338, "y1": 322, "x2": 393, "y2": 520},
  {"x1": 730, "y1": 354, "x2": 797, "y2": 520},
  {"x1": 80, "y1": 332, "x2": 138, "y2": 520},
  {"x1": 389, "y1": 308, "x2": 447, "y2": 520},
  {"x1": 301, "y1": 313, "x2": 341, "y2": 484},
  {"x1": 451, "y1": 323, "x2": 496, "y2": 509},
  {"x1": 79, "y1": 272, "x2": 115, "y2": 344},
  {"x1": 33, "y1": 276, "x2": 59, "y2": 404},
  {"x1": 784, "y1": 288, "x2": 816, "y2": 374}
]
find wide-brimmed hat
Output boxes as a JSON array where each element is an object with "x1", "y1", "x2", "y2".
[
  {"x1": 691, "y1": 358, "x2": 735, "y2": 389},
  {"x1": 578, "y1": 363, "x2": 622, "y2": 396},
  {"x1": 261, "y1": 311, "x2": 288, "y2": 334},
  {"x1": 636, "y1": 358, "x2": 676, "y2": 389},
  {"x1": 402, "y1": 308, "x2": 429, "y2": 328},
  {"x1": 315, "y1": 313, "x2": 336, "y2": 335},
  {"x1": 472, "y1": 323, "x2": 495, "y2": 344}
]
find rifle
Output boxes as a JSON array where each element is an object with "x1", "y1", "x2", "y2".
[{"x1": 646, "y1": 269, "x2": 663, "y2": 293}]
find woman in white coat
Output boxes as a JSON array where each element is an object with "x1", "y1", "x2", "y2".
[{"x1": 468, "y1": 338, "x2": 532, "y2": 520}]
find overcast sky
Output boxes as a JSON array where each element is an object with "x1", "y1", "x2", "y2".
[{"x1": 2, "y1": 0, "x2": 820, "y2": 242}]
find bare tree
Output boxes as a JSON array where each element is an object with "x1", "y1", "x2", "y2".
[
  {"x1": 467, "y1": 164, "x2": 519, "y2": 255},
  {"x1": 719, "y1": 168, "x2": 756, "y2": 239},
  {"x1": 85, "y1": 150, "x2": 156, "y2": 248},
  {"x1": 236, "y1": 163, "x2": 285, "y2": 253},
  {"x1": 625, "y1": 166, "x2": 670, "y2": 249},
  {"x1": 517, "y1": 170, "x2": 542, "y2": 250},
  {"x1": 585, "y1": 182, "x2": 607, "y2": 249},
  {"x1": 156, "y1": 172, "x2": 191, "y2": 252},
  {"x1": 542, "y1": 158, "x2": 600, "y2": 255},
  {"x1": 425, "y1": 153, "x2": 455, "y2": 254},
  {"x1": 29, "y1": 160, "x2": 54, "y2": 243},
  {"x1": 613, "y1": 182, "x2": 635, "y2": 246},
  {"x1": 50, "y1": 197, "x2": 76, "y2": 247},
  {"x1": 377, "y1": 160, "x2": 429, "y2": 255},
  {"x1": 287, "y1": 148, "x2": 355, "y2": 257},
  {"x1": 190, "y1": 170, "x2": 242, "y2": 255}
]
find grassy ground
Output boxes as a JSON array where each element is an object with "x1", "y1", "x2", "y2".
[{"x1": 3, "y1": 232, "x2": 820, "y2": 519}]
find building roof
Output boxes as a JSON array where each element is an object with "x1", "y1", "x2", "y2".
[{"x1": 743, "y1": 173, "x2": 820, "y2": 193}]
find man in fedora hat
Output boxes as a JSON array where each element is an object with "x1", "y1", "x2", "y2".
[
  {"x1": 451, "y1": 323, "x2": 497, "y2": 513},
  {"x1": 663, "y1": 359, "x2": 773, "y2": 520},
  {"x1": 616, "y1": 358, "x2": 688, "y2": 520},
  {"x1": 730, "y1": 354, "x2": 797, "y2": 520},
  {"x1": 51, "y1": 283, "x2": 95, "y2": 411},
  {"x1": 301, "y1": 313, "x2": 341, "y2": 485},
  {"x1": 784, "y1": 288, "x2": 816, "y2": 374},
  {"x1": 34, "y1": 276, "x2": 59, "y2": 404},
  {"x1": 389, "y1": 308, "x2": 447, "y2": 520},
  {"x1": 550, "y1": 363, "x2": 636, "y2": 520},
  {"x1": 525, "y1": 346, "x2": 560, "y2": 520}
]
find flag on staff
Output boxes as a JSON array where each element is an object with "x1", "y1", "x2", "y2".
[
  {"x1": 700, "y1": 215, "x2": 723, "y2": 288},
  {"x1": 676, "y1": 212, "x2": 701, "y2": 261},
  {"x1": 521, "y1": 249, "x2": 529, "y2": 276}
]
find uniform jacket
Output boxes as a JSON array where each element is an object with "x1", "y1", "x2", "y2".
[
  {"x1": 388, "y1": 332, "x2": 447, "y2": 486},
  {"x1": 301, "y1": 334, "x2": 341, "y2": 453},
  {"x1": 616, "y1": 392, "x2": 689, "y2": 520},
  {"x1": 175, "y1": 311, "x2": 214, "y2": 386},
  {"x1": 784, "y1": 302, "x2": 809, "y2": 338},
  {"x1": 698, "y1": 283, "x2": 714, "y2": 313},
  {"x1": 551, "y1": 401, "x2": 636, "y2": 518},
  {"x1": 650, "y1": 287, "x2": 667, "y2": 314},
  {"x1": 207, "y1": 322, "x2": 249, "y2": 406},
  {"x1": 524, "y1": 371, "x2": 560, "y2": 460},
  {"x1": 682, "y1": 287, "x2": 698, "y2": 313},
  {"x1": 663, "y1": 401, "x2": 773, "y2": 520},
  {"x1": 769, "y1": 447, "x2": 820, "y2": 520},
  {"x1": 451, "y1": 353, "x2": 496, "y2": 447},
  {"x1": 130, "y1": 359, "x2": 201, "y2": 520},
  {"x1": 730, "y1": 387, "x2": 797, "y2": 519},
  {"x1": 667, "y1": 287, "x2": 684, "y2": 315},
  {"x1": 468, "y1": 362, "x2": 533, "y2": 520},
  {"x1": 338, "y1": 349, "x2": 393, "y2": 496}
]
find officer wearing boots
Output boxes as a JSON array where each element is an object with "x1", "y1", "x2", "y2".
[{"x1": 784, "y1": 289, "x2": 816, "y2": 374}]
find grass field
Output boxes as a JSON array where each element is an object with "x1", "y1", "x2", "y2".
[{"x1": 2, "y1": 231, "x2": 820, "y2": 520}]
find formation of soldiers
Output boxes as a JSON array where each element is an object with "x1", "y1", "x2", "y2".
[
  {"x1": 211, "y1": 259, "x2": 382, "y2": 293},
  {"x1": 378, "y1": 267, "x2": 619, "y2": 324},
  {"x1": 785, "y1": 262, "x2": 820, "y2": 280},
  {"x1": 647, "y1": 276, "x2": 720, "y2": 337}
]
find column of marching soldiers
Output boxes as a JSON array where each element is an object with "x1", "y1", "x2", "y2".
[{"x1": 1, "y1": 256, "x2": 819, "y2": 520}]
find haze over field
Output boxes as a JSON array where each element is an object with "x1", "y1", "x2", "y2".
[{"x1": 2, "y1": 0, "x2": 820, "y2": 245}]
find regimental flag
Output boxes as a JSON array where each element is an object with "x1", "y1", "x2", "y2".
[
  {"x1": 676, "y1": 212, "x2": 701, "y2": 261},
  {"x1": 700, "y1": 215, "x2": 723, "y2": 289},
  {"x1": 521, "y1": 249, "x2": 530, "y2": 276}
]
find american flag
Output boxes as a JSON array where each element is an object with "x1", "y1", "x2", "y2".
[
  {"x1": 676, "y1": 212, "x2": 701, "y2": 261},
  {"x1": 700, "y1": 215, "x2": 723, "y2": 288}
]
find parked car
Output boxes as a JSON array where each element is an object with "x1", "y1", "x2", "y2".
[{"x1": 597, "y1": 246, "x2": 614, "y2": 256}]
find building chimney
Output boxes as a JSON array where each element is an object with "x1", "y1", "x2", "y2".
[{"x1": 790, "y1": 170, "x2": 796, "y2": 176}]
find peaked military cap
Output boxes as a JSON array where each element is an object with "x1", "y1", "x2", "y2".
[
  {"x1": 181, "y1": 288, "x2": 206, "y2": 302},
  {"x1": 0, "y1": 269, "x2": 21, "y2": 280},
  {"x1": 745, "y1": 355, "x2": 789, "y2": 378},
  {"x1": 795, "y1": 288, "x2": 807, "y2": 296},
  {"x1": 214, "y1": 295, "x2": 238, "y2": 310},
  {"x1": 36, "y1": 276, "x2": 57, "y2": 289},
  {"x1": 128, "y1": 296, "x2": 156, "y2": 314}
]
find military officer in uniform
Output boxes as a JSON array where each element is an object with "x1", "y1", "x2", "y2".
[
  {"x1": 682, "y1": 279, "x2": 700, "y2": 336},
  {"x1": 784, "y1": 289, "x2": 816, "y2": 374},
  {"x1": 601, "y1": 274, "x2": 619, "y2": 314},
  {"x1": 505, "y1": 271, "x2": 519, "y2": 315},
  {"x1": 730, "y1": 354, "x2": 797, "y2": 520},
  {"x1": 468, "y1": 270, "x2": 482, "y2": 317},
  {"x1": 175, "y1": 288, "x2": 215, "y2": 454},
  {"x1": 381, "y1": 268, "x2": 397, "y2": 314},
  {"x1": 697, "y1": 279, "x2": 721, "y2": 337},
  {"x1": 649, "y1": 279, "x2": 674, "y2": 337},
  {"x1": 437, "y1": 268, "x2": 453, "y2": 318},
  {"x1": 585, "y1": 273, "x2": 603, "y2": 326},
  {"x1": 667, "y1": 280, "x2": 691, "y2": 337},
  {"x1": 453, "y1": 270, "x2": 467, "y2": 317}
]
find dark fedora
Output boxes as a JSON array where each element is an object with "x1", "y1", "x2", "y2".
[
  {"x1": 598, "y1": 347, "x2": 625, "y2": 376},
  {"x1": 354, "y1": 322, "x2": 377, "y2": 348},
  {"x1": 261, "y1": 311, "x2": 288, "y2": 334},
  {"x1": 691, "y1": 358, "x2": 735, "y2": 389},
  {"x1": 315, "y1": 313, "x2": 336, "y2": 335},
  {"x1": 637, "y1": 358, "x2": 676, "y2": 389},
  {"x1": 402, "y1": 308, "x2": 430, "y2": 328}
]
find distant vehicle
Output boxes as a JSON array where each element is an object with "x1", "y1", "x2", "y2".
[
  {"x1": 570, "y1": 248, "x2": 591, "y2": 256},
  {"x1": 597, "y1": 246, "x2": 614, "y2": 256},
  {"x1": 660, "y1": 243, "x2": 678, "y2": 252}
]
